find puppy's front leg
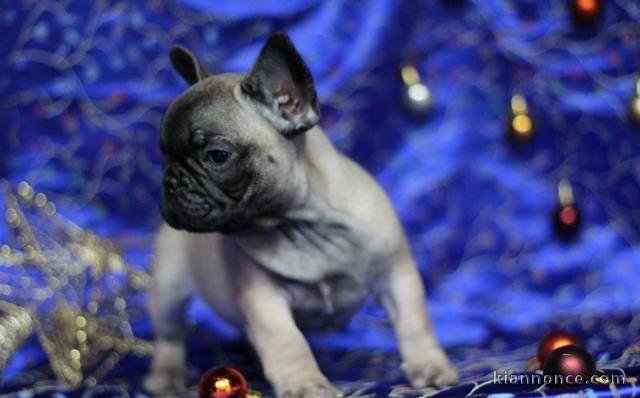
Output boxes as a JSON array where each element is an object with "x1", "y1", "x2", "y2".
[
  {"x1": 238, "y1": 269, "x2": 342, "y2": 398},
  {"x1": 378, "y1": 248, "x2": 459, "y2": 388},
  {"x1": 144, "y1": 227, "x2": 194, "y2": 394}
]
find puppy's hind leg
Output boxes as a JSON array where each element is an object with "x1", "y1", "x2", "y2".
[{"x1": 144, "y1": 226, "x2": 194, "y2": 394}]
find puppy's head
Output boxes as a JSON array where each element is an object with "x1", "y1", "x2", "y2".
[{"x1": 160, "y1": 33, "x2": 319, "y2": 233}]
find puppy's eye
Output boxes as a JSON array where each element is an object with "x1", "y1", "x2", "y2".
[{"x1": 207, "y1": 149, "x2": 231, "y2": 164}]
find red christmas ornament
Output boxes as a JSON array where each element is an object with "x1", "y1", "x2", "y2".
[
  {"x1": 537, "y1": 331, "x2": 583, "y2": 363},
  {"x1": 543, "y1": 345, "x2": 596, "y2": 388},
  {"x1": 198, "y1": 367, "x2": 249, "y2": 398},
  {"x1": 553, "y1": 180, "x2": 581, "y2": 240},
  {"x1": 569, "y1": 0, "x2": 603, "y2": 26}
]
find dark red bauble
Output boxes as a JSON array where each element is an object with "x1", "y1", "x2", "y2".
[
  {"x1": 198, "y1": 367, "x2": 248, "y2": 398},
  {"x1": 553, "y1": 205, "x2": 582, "y2": 240},
  {"x1": 569, "y1": 0, "x2": 603, "y2": 26},
  {"x1": 538, "y1": 331, "x2": 583, "y2": 363},
  {"x1": 543, "y1": 345, "x2": 596, "y2": 388}
]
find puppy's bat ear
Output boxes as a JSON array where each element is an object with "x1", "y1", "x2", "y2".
[
  {"x1": 170, "y1": 45, "x2": 210, "y2": 85},
  {"x1": 241, "y1": 32, "x2": 320, "y2": 137}
]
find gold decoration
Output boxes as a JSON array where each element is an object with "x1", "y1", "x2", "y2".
[
  {"x1": 0, "y1": 180, "x2": 152, "y2": 387},
  {"x1": 401, "y1": 65, "x2": 433, "y2": 117},
  {"x1": 629, "y1": 78, "x2": 640, "y2": 124},
  {"x1": 507, "y1": 93, "x2": 535, "y2": 146},
  {"x1": 0, "y1": 301, "x2": 33, "y2": 371}
]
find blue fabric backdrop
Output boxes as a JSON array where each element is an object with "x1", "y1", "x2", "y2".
[{"x1": 2, "y1": 0, "x2": 640, "y2": 396}]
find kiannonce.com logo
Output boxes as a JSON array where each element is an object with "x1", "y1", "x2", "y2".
[{"x1": 493, "y1": 370, "x2": 626, "y2": 386}]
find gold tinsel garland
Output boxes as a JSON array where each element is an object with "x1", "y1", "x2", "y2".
[
  {"x1": 0, "y1": 300, "x2": 33, "y2": 371},
  {"x1": 0, "y1": 180, "x2": 152, "y2": 387}
]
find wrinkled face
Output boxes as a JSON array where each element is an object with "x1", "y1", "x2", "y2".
[
  {"x1": 160, "y1": 33, "x2": 320, "y2": 233},
  {"x1": 161, "y1": 75, "x2": 297, "y2": 232}
]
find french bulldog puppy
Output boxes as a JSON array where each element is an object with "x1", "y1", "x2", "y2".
[{"x1": 144, "y1": 32, "x2": 458, "y2": 397}]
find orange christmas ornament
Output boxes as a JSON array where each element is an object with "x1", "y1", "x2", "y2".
[
  {"x1": 537, "y1": 330, "x2": 583, "y2": 363},
  {"x1": 198, "y1": 367, "x2": 249, "y2": 398}
]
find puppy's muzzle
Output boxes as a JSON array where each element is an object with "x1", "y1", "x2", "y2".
[
  {"x1": 163, "y1": 167, "x2": 214, "y2": 218},
  {"x1": 163, "y1": 167, "x2": 193, "y2": 194}
]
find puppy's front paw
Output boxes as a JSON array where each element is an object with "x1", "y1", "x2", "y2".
[
  {"x1": 143, "y1": 365, "x2": 188, "y2": 395},
  {"x1": 279, "y1": 380, "x2": 343, "y2": 398},
  {"x1": 403, "y1": 350, "x2": 459, "y2": 389}
]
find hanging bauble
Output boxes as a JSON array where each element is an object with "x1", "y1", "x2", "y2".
[
  {"x1": 506, "y1": 94, "x2": 535, "y2": 147},
  {"x1": 198, "y1": 367, "x2": 249, "y2": 398},
  {"x1": 401, "y1": 65, "x2": 433, "y2": 118},
  {"x1": 553, "y1": 179, "x2": 582, "y2": 240},
  {"x1": 629, "y1": 78, "x2": 640, "y2": 124},
  {"x1": 569, "y1": 0, "x2": 603, "y2": 27},
  {"x1": 538, "y1": 331, "x2": 583, "y2": 364},
  {"x1": 542, "y1": 345, "x2": 596, "y2": 388}
]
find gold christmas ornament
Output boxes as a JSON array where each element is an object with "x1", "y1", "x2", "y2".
[
  {"x1": 506, "y1": 93, "x2": 535, "y2": 147},
  {"x1": 629, "y1": 78, "x2": 640, "y2": 124},
  {"x1": 0, "y1": 180, "x2": 152, "y2": 386}
]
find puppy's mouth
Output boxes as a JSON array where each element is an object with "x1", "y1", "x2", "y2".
[
  {"x1": 175, "y1": 191, "x2": 214, "y2": 218},
  {"x1": 160, "y1": 163, "x2": 260, "y2": 234},
  {"x1": 165, "y1": 195, "x2": 216, "y2": 230},
  {"x1": 162, "y1": 192, "x2": 252, "y2": 234}
]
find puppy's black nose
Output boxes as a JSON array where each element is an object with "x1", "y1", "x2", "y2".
[{"x1": 164, "y1": 167, "x2": 197, "y2": 194}]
